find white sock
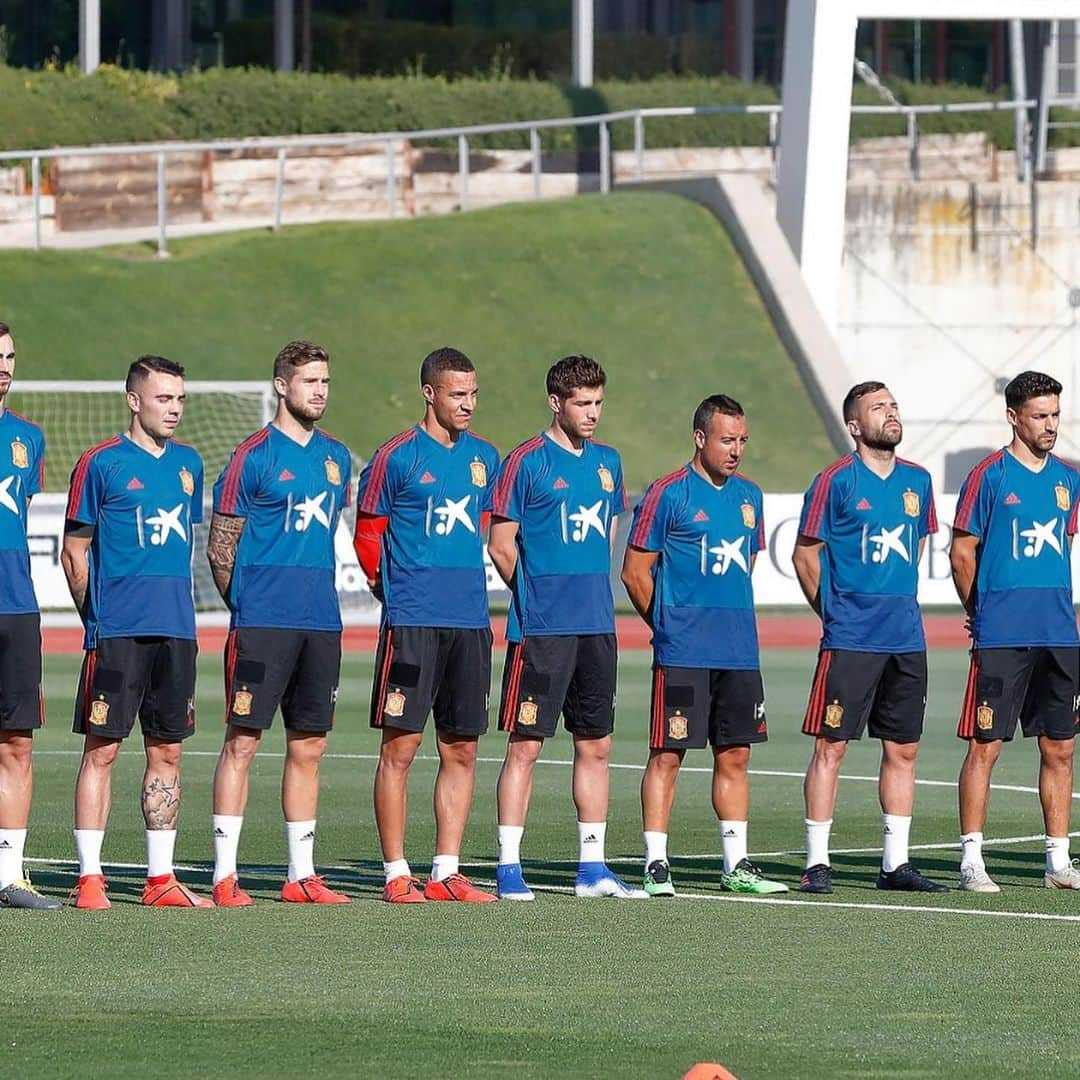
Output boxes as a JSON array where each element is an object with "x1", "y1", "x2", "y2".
[
  {"x1": 805, "y1": 818, "x2": 832, "y2": 868},
  {"x1": 383, "y1": 858, "x2": 410, "y2": 884},
  {"x1": 146, "y1": 829, "x2": 176, "y2": 878},
  {"x1": 959, "y1": 831, "x2": 985, "y2": 870},
  {"x1": 881, "y1": 813, "x2": 912, "y2": 873},
  {"x1": 0, "y1": 828, "x2": 26, "y2": 889},
  {"x1": 212, "y1": 814, "x2": 244, "y2": 885},
  {"x1": 497, "y1": 825, "x2": 524, "y2": 866},
  {"x1": 720, "y1": 820, "x2": 748, "y2": 874},
  {"x1": 1046, "y1": 835, "x2": 1071, "y2": 874},
  {"x1": 431, "y1": 854, "x2": 459, "y2": 882},
  {"x1": 285, "y1": 819, "x2": 316, "y2": 883},
  {"x1": 578, "y1": 821, "x2": 606, "y2": 864},
  {"x1": 74, "y1": 828, "x2": 105, "y2": 877},
  {"x1": 643, "y1": 830, "x2": 668, "y2": 867}
]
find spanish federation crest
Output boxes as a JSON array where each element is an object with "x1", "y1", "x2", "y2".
[
  {"x1": 597, "y1": 465, "x2": 614, "y2": 493},
  {"x1": 976, "y1": 703, "x2": 994, "y2": 731},
  {"x1": 517, "y1": 700, "x2": 538, "y2": 726},
  {"x1": 233, "y1": 689, "x2": 253, "y2": 717},
  {"x1": 325, "y1": 458, "x2": 341, "y2": 486},
  {"x1": 385, "y1": 690, "x2": 405, "y2": 718},
  {"x1": 90, "y1": 697, "x2": 110, "y2": 726},
  {"x1": 10, "y1": 440, "x2": 27, "y2": 470},
  {"x1": 470, "y1": 459, "x2": 487, "y2": 488},
  {"x1": 667, "y1": 712, "x2": 688, "y2": 740},
  {"x1": 741, "y1": 503, "x2": 756, "y2": 529},
  {"x1": 1056, "y1": 484, "x2": 1071, "y2": 512},
  {"x1": 179, "y1": 467, "x2": 194, "y2": 496},
  {"x1": 903, "y1": 490, "x2": 920, "y2": 518},
  {"x1": 824, "y1": 701, "x2": 844, "y2": 728}
]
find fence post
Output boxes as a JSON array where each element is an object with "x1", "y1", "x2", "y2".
[
  {"x1": 273, "y1": 147, "x2": 286, "y2": 232},
  {"x1": 634, "y1": 112, "x2": 644, "y2": 180},
  {"x1": 386, "y1": 140, "x2": 396, "y2": 219},
  {"x1": 31, "y1": 156, "x2": 41, "y2": 251},
  {"x1": 530, "y1": 127, "x2": 541, "y2": 200},
  {"x1": 156, "y1": 152, "x2": 168, "y2": 257},
  {"x1": 768, "y1": 111, "x2": 779, "y2": 182},
  {"x1": 907, "y1": 111, "x2": 920, "y2": 180},
  {"x1": 599, "y1": 122, "x2": 610, "y2": 194},
  {"x1": 458, "y1": 134, "x2": 469, "y2": 212}
]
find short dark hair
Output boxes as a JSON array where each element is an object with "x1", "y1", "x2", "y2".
[
  {"x1": 693, "y1": 394, "x2": 744, "y2": 434},
  {"x1": 126, "y1": 354, "x2": 185, "y2": 392},
  {"x1": 842, "y1": 381, "x2": 887, "y2": 423},
  {"x1": 1005, "y1": 370, "x2": 1062, "y2": 410},
  {"x1": 274, "y1": 340, "x2": 329, "y2": 381},
  {"x1": 0, "y1": 322, "x2": 10, "y2": 339},
  {"x1": 420, "y1": 346, "x2": 474, "y2": 388},
  {"x1": 546, "y1": 355, "x2": 606, "y2": 400}
]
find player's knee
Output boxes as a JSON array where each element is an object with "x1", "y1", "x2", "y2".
[
  {"x1": 223, "y1": 732, "x2": 261, "y2": 767},
  {"x1": 440, "y1": 737, "x2": 478, "y2": 769},
  {"x1": 0, "y1": 734, "x2": 32, "y2": 770},
  {"x1": 814, "y1": 737, "x2": 848, "y2": 769},
  {"x1": 884, "y1": 740, "x2": 918, "y2": 767},
  {"x1": 379, "y1": 733, "x2": 421, "y2": 771},
  {"x1": 966, "y1": 738, "x2": 1002, "y2": 767},
  {"x1": 1040, "y1": 737, "x2": 1074, "y2": 767},
  {"x1": 148, "y1": 741, "x2": 182, "y2": 772},
  {"x1": 287, "y1": 733, "x2": 327, "y2": 766},
  {"x1": 576, "y1": 734, "x2": 611, "y2": 765},
  {"x1": 85, "y1": 739, "x2": 121, "y2": 769},
  {"x1": 507, "y1": 735, "x2": 543, "y2": 767}
]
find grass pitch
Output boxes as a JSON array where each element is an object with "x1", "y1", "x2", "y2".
[{"x1": 7, "y1": 646, "x2": 1080, "y2": 1079}]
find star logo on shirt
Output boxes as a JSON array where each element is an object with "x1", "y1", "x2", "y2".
[
  {"x1": 868, "y1": 524, "x2": 910, "y2": 565},
  {"x1": 433, "y1": 495, "x2": 476, "y2": 536},
  {"x1": 0, "y1": 476, "x2": 19, "y2": 516},
  {"x1": 1021, "y1": 519, "x2": 1063, "y2": 558},
  {"x1": 568, "y1": 501, "x2": 606, "y2": 542},
  {"x1": 708, "y1": 536, "x2": 748, "y2": 576},
  {"x1": 293, "y1": 492, "x2": 330, "y2": 533},
  {"x1": 146, "y1": 504, "x2": 186, "y2": 546}
]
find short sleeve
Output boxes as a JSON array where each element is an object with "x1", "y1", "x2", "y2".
[
  {"x1": 798, "y1": 472, "x2": 834, "y2": 540},
  {"x1": 214, "y1": 444, "x2": 262, "y2": 517},
  {"x1": 66, "y1": 451, "x2": 106, "y2": 525},
  {"x1": 492, "y1": 451, "x2": 532, "y2": 523},
  {"x1": 750, "y1": 487, "x2": 766, "y2": 555},
  {"x1": 27, "y1": 430, "x2": 45, "y2": 499},
  {"x1": 611, "y1": 454, "x2": 630, "y2": 514},
  {"x1": 628, "y1": 480, "x2": 673, "y2": 552},
  {"x1": 953, "y1": 464, "x2": 996, "y2": 538},
  {"x1": 920, "y1": 475, "x2": 938, "y2": 538},
  {"x1": 190, "y1": 457, "x2": 205, "y2": 526},
  {"x1": 1067, "y1": 469, "x2": 1080, "y2": 536},
  {"x1": 480, "y1": 445, "x2": 500, "y2": 514},
  {"x1": 357, "y1": 440, "x2": 406, "y2": 517},
  {"x1": 338, "y1": 448, "x2": 353, "y2": 510}
]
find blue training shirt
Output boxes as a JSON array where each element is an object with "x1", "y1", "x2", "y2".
[
  {"x1": 954, "y1": 449, "x2": 1080, "y2": 649},
  {"x1": 493, "y1": 433, "x2": 629, "y2": 640},
  {"x1": 355, "y1": 425, "x2": 500, "y2": 630},
  {"x1": 67, "y1": 435, "x2": 204, "y2": 648},
  {"x1": 799, "y1": 453, "x2": 936, "y2": 654},
  {"x1": 630, "y1": 465, "x2": 764, "y2": 670},
  {"x1": 214, "y1": 424, "x2": 352, "y2": 631},
  {"x1": 0, "y1": 409, "x2": 45, "y2": 615}
]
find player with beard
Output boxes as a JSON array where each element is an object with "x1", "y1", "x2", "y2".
[
  {"x1": 951, "y1": 372, "x2": 1080, "y2": 893},
  {"x1": 206, "y1": 341, "x2": 353, "y2": 906},
  {"x1": 792, "y1": 382, "x2": 947, "y2": 894}
]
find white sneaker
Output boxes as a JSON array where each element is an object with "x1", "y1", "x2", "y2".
[
  {"x1": 1045, "y1": 860, "x2": 1080, "y2": 890},
  {"x1": 959, "y1": 864, "x2": 1000, "y2": 893}
]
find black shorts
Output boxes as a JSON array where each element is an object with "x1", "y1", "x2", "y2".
[
  {"x1": 498, "y1": 634, "x2": 617, "y2": 740},
  {"x1": 370, "y1": 625, "x2": 492, "y2": 737},
  {"x1": 0, "y1": 613, "x2": 43, "y2": 732},
  {"x1": 958, "y1": 647, "x2": 1080, "y2": 742},
  {"x1": 802, "y1": 649, "x2": 927, "y2": 744},
  {"x1": 649, "y1": 666, "x2": 766, "y2": 750},
  {"x1": 225, "y1": 627, "x2": 342, "y2": 733},
  {"x1": 74, "y1": 636, "x2": 196, "y2": 741}
]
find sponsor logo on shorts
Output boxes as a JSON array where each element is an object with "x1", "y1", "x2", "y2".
[
  {"x1": 824, "y1": 701, "x2": 844, "y2": 729},
  {"x1": 470, "y1": 460, "x2": 487, "y2": 488},
  {"x1": 597, "y1": 466, "x2": 614, "y2": 493},
  {"x1": 385, "y1": 690, "x2": 405, "y2": 718},
  {"x1": 517, "y1": 699, "x2": 538, "y2": 726},
  {"x1": 741, "y1": 503, "x2": 756, "y2": 529},
  {"x1": 976, "y1": 703, "x2": 994, "y2": 731},
  {"x1": 233, "y1": 689, "x2": 253, "y2": 717},
  {"x1": 1056, "y1": 484, "x2": 1071, "y2": 512},
  {"x1": 903, "y1": 490, "x2": 920, "y2": 517},
  {"x1": 667, "y1": 712, "x2": 688, "y2": 740},
  {"x1": 179, "y1": 468, "x2": 195, "y2": 496},
  {"x1": 10, "y1": 440, "x2": 27, "y2": 469},
  {"x1": 325, "y1": 459, "x2": 341, "y2": 486},
  {"x1": 90, "y1": 697, "x2": 110, "y2": 726}
]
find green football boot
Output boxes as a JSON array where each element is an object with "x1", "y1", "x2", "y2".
[
  {"x1": 643, "y1": 859, "x2": 676, "y2": 898},
  {"x1": 719, "y1": 858, "x2": 789, "y2": 895}
]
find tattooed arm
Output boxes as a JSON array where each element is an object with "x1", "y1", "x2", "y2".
[
  {"x1": 61, "y1": 522, "x2": 94, "y2": 623},
  {"x1": 206, "y1": 512, "x2": 246, "y2": 602}
]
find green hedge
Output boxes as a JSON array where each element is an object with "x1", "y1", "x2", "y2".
[{"x1": 1, "y1": 64, "x2": 1074, "y2": 155}]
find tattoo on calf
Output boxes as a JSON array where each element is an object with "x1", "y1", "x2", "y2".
[{"x1": 142, "y1": 774, "x2": 181, "y2": 829}]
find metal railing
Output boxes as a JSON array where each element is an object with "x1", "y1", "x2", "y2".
[{"x1": 0, "y1": 98, "x2": 1041, "y2": 255}]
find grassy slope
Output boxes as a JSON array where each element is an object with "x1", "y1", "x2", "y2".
[
  {"x1": 0, "y1": 193, "x2": 833, "y2": 490},
  {"x1": 8, "y1": 647, "x2": 1080, "y2": 1079}
]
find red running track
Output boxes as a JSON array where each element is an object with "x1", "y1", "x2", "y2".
[{"x1": 41, "y1": 615, "x2": 972, "y2": 655}]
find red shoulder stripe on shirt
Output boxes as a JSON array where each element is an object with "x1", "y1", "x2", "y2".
[
  {"x1": 218, "y1": 427, "x2": 271, "y2": 516},
  {"x1": 803, "y1": 457, "x2": 855, "y2": 538},
  {"x1": 66, "y1": 436, "x2": 123, "y2": 521},
  {"x1": 358, "y1": 428, "x2": 416, "y2": 516},
  {"x1": 492, "y1": 435, "x2": 545, "y2": 517},
  {"x1": 629, "y1": 467, "x2": 686, "y2": 549},
  {"x1": 953, "y1": 450, "x2": 1004, "y2": 534}
]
